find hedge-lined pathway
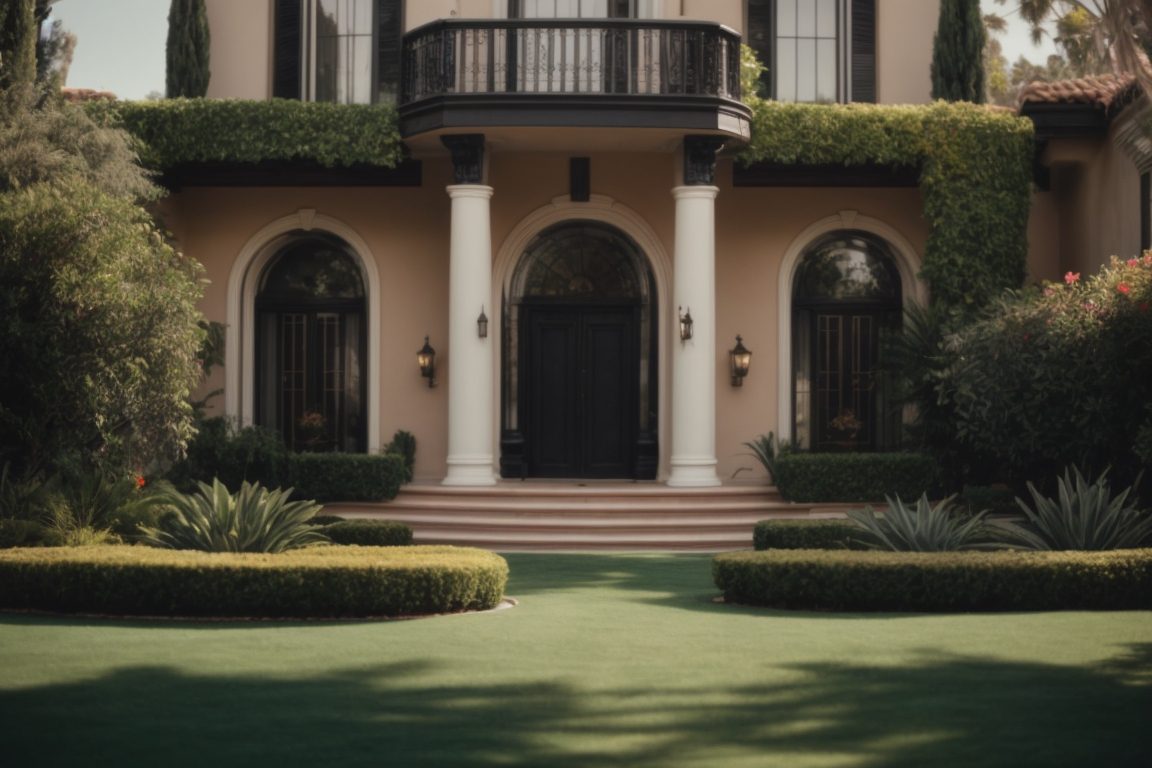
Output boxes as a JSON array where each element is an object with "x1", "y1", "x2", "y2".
[{"x1": 1, "y1": 553, "x2": 1150, "y2": 767}]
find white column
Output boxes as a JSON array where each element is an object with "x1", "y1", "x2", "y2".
[
  {"x1": 443, "y1": 184, "x2": 497, "y2": 486},
  {"x1": 668, "y1": 185, "x2": 721, "y2": 487}
]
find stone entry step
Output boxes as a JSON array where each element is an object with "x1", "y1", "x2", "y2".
[{"x1": 324, "y1": 482, "x2": 858, "y2": 552}]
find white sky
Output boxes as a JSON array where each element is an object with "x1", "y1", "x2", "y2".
[{"x1": 55, "y1": 0, "x2": 1059, "y2": 101}]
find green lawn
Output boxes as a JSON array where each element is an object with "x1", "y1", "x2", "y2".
[{"x1": 1, "y1": 553, "x2": 1150, "y2": 767}]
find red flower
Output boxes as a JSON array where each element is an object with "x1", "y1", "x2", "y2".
[
  {"x1": 1064, "y1": 271, "x2": 1080, "y2": 285},
  {"x1": 1117, "y1": 282, "x2": 1131, "y2": 295},
  {"x1": 135, "y1": 475, "x2": 146, "y2": 489}
]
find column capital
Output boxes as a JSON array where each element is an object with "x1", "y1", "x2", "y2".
[
  {"x1": 671, "y1": 185, "x2": 720, "y2": 201},
  {"x1": 446, "y1": 184, "x2": 495, "y2": 200},
  {"x1": 683, "y1": 135, "x2": 727, "y2": 186},
  {"x1": 441, "y1": 134, "x2": 486, "y2": 184}
]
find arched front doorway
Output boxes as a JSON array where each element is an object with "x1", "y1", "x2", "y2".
[
  {"x1": 792, "y1": 230, "x2": 902, "y2": 452},
  {"x1": 501, "y1": 221, "x2": 658, "y2": 479},
  {"x1": 254, "y1": 234, "x2": 367, "y2": 452}
]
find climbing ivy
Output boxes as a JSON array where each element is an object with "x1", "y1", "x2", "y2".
[
  {"x1": 739, "y1": 100, "x2": 1034, "y2": 312},
  {"x1": 88, "y1": 98, "x2": 405, "y2": 170}
]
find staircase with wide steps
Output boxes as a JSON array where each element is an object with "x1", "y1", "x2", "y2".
[{"x1": 323, "y1": 482, "x2": 858, "y2": 552}]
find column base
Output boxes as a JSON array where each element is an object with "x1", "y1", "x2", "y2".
[
  {"x1": 442, "y1": 455, "x2": 497, "y2": 487},
  {"x1": 666, "y1": 457, "x2": 721, "y2": 488}
]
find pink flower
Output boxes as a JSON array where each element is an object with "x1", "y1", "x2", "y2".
[
  {"x1": 1064, "y1": 271, "x2": 1080, "y2": 285},
  {"x1": 1117, "y1": 282, "x2": 1131, "y2": 295},
  {"x1": 1128, "y1": 258, "x2": 1140, "y2": 267}
]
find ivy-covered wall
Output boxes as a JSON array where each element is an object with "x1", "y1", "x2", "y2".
[
  {"x1": 92, "y1": 96, "x2": 1034, "y2": 313},
  {"x1": 88, "y1": 98, "x2": 405, "y2": 170},
  {"x1": 740, "y1": 101, "x2": 1035, "y2": 311}
]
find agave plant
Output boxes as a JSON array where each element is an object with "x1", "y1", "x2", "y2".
[
  {"x1": 140, "y1": 479, "x2": 328, "y2": 553},
  {"x1": 847, "y1": 493, "x2": 989, "y2": 552},
  {"x1": 988, "y1": 467, "x2": 1152, "y2": 551},
  {"x1": 744, "y1": 432, "x2": 798, "y2": 484}
]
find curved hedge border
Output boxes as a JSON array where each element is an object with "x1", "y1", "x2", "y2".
[
  {"x1": 0, "y1": 545, "x2": 507, "y2": 619},
  {"x1": 753, "y1": 520, "x2": 868, "y2": 551},
  {"x1": 86, "y1": 99, "x2": 405, "y2": 170},
  {"x1": 740, "y1": 101, "x2": 1034, "y2": 313},
  {"x1": 713, "y1": 548, "x2": 1152, "y2": 612}
]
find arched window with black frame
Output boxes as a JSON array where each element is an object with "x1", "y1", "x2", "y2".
[
  {"x1": 792, "y1": 230, "x2": 901, "y2": 452},
  {"x1": 255, "y1": 234, "x2": 367, "y2": 452}
]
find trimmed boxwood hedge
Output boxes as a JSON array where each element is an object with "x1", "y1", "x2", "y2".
[
  {"x1": 753, "y1": 520, "x2": 868, "y2": 551},
  {"x1": 773, "y1": 452, "x2": 938, "y2": 503},
  {"x1": 288, "y1": 453, "x2": 406, "y2": 503},
  {"x1": 0, "y1": 545, "x2": 507, "y2": 619},
  {"x1": 320, "y1": 520, "x2": 413, "y2": 547},
  {"x1": 713, "y1": 548, "x2": 1152, "y2": 612}
]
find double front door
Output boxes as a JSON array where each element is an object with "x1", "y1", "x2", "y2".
[{"x1": 522, "y1": 303, "x2": 638, "y2": 478}]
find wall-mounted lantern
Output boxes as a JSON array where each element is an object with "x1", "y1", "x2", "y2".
[
  {"x1": 417, "y1": 336, "x2": 436, "y2": 387},
  {"x1": 678, "y1": 306, "x2": 694, "y2": 341},
  {"x1": 729, "y1": 335, "x2": 751, "y2": 386},
  {"x1": 477, "y1": 306, "x2": 489, "y2": 339}
]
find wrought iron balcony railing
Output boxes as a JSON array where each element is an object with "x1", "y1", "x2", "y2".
[{"x1": 401, "y1": 19, "x2": 743, "y2": 105}]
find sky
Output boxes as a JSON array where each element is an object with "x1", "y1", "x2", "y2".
[{"x1": 54, "y1": 0, "x2": 1059, "y2": 100}]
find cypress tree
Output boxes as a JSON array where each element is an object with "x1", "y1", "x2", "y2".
[
  {"x1": 931, "y1": 0, "x2": 987, "y2": 103},
  {"x1": 166, "y1": 0, "x2": 211, "y2": 98},
  {"x1": 0, "y1": 0, "x2": 37, "y2": 91}
]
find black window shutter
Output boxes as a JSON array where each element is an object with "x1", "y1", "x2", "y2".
[
  {"x1": 851, "y1": 0, "x2": 876, "y2": 103},
  {"x1": 377, "y1": 0, "x2": 402, "y2": 100},
  {"x1": 746, "y1": 0, "x2": 772, "y2": 98},
  {"x1": 273, "y1": 0, "x2": 302, "y2": 99}
]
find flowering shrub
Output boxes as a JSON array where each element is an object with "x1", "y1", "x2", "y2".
[{"x1": 940, "y1": 256, "x2": 1152, "y2": 487}]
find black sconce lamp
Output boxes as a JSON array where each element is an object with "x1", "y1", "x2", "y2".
[
  {"x1": 477, "y1": 306, "x2": 489, "y2": 339},
  {"x1": 417, "y1": 336, "x2": 436, "y2": 387},
  {"x1": 678, "y1": 306, "x2": 694, "y2": 341},
  {"x1": 729, "y1": 335, "x2": 751, "y2": 386}
]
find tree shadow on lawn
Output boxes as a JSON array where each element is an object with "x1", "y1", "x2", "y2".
[{"x1": 3, "y1": 644, "x2": 1148, "y2": 767}]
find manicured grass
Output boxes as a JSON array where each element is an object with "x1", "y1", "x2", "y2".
[{"x1": 1, "y1": 554, "x2": 1150, "y2": 767}]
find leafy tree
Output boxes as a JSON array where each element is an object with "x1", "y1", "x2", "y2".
[
  {"x1": 34, "y1": 1, "x2": 75, "y2": 88},
  {"x1": 932, "y1": 0, "x2": 987, "y2": 102},
  {"x1": 166, "y1": 0, "x2": 211, "y2": 98},
  {"x1": 0, "y1": 89, "x2": 205, "y2": 480},
  {"x1": 989, "y1": 0, "x2": 1152, "y2": 93},
  {"x1": 0, "y1": 0, "x2": 36, "y2": 90}
]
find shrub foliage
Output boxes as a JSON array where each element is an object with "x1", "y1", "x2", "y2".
[
  {"x1": 936, "y1": 257, "x2": 1152, "y2": 486},
  {"x1": 773, "y1": 452, "x2": 938, "y2": 503},
  {"x1": 0, "y1": 544, "x2": 509, "y2": 618},
  {"x1": 320, "y1": 519, "x2": 413, "y2": 547},
  {"x1": 713, "y1": 548, "x2": 1152, "y2": 611},
  {"x1": 753, "y1": 520, "x2": 868, "y2": 551},
  {"x1": 287, "y1": 453, "x2": 406, "y2": 503}
]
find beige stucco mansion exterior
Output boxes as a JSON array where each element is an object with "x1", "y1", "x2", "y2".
[{"x1": 166, "y1": 0, "x2": 1149, "y2": 487}]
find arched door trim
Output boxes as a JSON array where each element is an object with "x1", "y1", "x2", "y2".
[
  {"x1": 494, "y1": 194, "x2": 671, "y2": 478},
  {"x1": 226, "y1": 210, "x2": 382, "y2": 451},
  {"x1": 776, "y1": 211, "x2": 926, "y2": 446}
]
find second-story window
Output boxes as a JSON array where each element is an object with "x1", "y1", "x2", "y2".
[
  {"x1": 747, "y1": 0, "x2": 875, "y2": 103},
  {"x1": 274, "y1": 0, "x2": 402, "y2": 103},
  {"x1": 307, "y1": 0, "x2": 374, "y2": 103},
  {"x1": 509, "y1": 1, "x2": 653, "y2": 18}
]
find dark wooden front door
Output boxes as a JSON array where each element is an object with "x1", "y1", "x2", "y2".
[{"x1": 523, "y1": 304, "x2": 638, "y2": 478}]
